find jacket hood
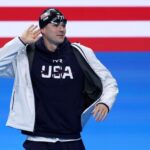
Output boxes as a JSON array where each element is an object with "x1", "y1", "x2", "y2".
[{"x1": 35, "y1": 37, "x2": 71, "y2": 55}]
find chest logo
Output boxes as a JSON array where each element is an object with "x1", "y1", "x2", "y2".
[{"x1": 41, "y1": 65, "x2": 74, "y2": 79}]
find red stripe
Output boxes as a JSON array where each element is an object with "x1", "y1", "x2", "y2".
[
  {"x1": 0, "y1": 37, "x2": 150, "y2": 51},
  {"x1": 0, "y1": 7, "x2": 150, "y2": 21}
]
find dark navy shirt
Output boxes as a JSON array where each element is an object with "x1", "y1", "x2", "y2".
[{"x1": 22, "y1": 38, "x2": 85, "y2": 139}]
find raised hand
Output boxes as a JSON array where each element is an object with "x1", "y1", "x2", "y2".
[{"x1": 20, "y1": 25, "x2": 41, "y2": 44}]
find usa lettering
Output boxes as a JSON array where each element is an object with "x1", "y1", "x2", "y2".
[{"x1": 41, "y1": 65, "x2": 73, "y2": 79}]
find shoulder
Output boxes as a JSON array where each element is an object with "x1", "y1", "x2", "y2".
[
  {"x1": 71, "y1": 42, "x2": 94, "y2": 54},
  {"x1": 71, "y1": 42, "x2": 91, "y2": 50}
]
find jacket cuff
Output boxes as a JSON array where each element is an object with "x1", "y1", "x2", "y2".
[{"x1": 18, "y1": 37, "x2": 27, "y2": 46}]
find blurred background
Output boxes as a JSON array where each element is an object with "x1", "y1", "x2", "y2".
[{"x1": 0, "y1": 0, "x2": 150, "y2": 149}]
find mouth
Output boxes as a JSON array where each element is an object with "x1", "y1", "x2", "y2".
[{"x1": 57, "y1": 35, "x2": 65, "y2": 37}]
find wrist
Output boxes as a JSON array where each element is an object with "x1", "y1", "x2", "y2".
[
  {"x1": 96, "y1": 103, "x2": 110, "y2": 112},
  {"x1": 19, "y1": 36, "x2": 28, "y2": 45}
]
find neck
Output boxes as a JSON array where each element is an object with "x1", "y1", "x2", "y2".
[{"x1": 43, "y1": 38, "x2": 58, "y2": 52}]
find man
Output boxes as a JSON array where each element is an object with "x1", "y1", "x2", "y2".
[{"x1": 0, "y1": 8, "x2": 118, "y2": 150}]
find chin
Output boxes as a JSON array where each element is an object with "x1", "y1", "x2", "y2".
[{"x1": 57, "y1": 38, "x2": 65, "y2": 44}]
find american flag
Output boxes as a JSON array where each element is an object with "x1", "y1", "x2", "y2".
[
  {"x1": 0, "y1": 1, "x2": 150, "y2": 150},
  {"x1": 0, "y1": 0, "x2": 150, "y2": 51}
]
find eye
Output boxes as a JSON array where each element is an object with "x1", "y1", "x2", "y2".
[
  {"x1": 59, "y1": 22, "x2": 66, "y2": 28},
  {"x1": 54, "y1": 24, "x2": 59, "y2": 27},
  {"x1": 61, "y1": 23, "x2": 66, "y2": 28},
  {"x1": 51, "y1": 23, "x2": 59, "y2": 27}
]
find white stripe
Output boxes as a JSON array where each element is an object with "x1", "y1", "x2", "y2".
[
  {"x1": 1, "y1": 0, "x2": 150, "y2": 6},
  {"x1": 0, "y1": 21, "x2": 150, "y2": 37},
  {"x1": 27, "y1": 136, "x2": 81, "y2": 143}
]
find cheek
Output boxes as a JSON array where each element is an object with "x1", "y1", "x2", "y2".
[
  {"x1": 44, "y1": 29, "x2": 54, "y2": 37},
  {"x1": 41, "y1": 28, "x2": 49, "y2": 35}
]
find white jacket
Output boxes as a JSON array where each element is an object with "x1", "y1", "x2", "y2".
[{"x1": 0, "y1": 37, "x2": 118, "y2": 131}]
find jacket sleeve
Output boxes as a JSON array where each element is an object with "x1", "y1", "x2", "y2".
[
  {"x1": 0, "y1": 37, "x2": 26, "y2": 78},
  {"x1": 75, "y1": 43, "x2": 119, "y2": 110}
]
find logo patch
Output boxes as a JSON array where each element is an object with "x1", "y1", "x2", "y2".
[{"x1": 40, "y1": 12, "x2": 50, "y2": 21}]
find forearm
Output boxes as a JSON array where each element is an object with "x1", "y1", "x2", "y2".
[
  {"x1": 0, "y1": 37, "x2": 26, "y2": 61},
  {"x1": 99, "y1": 77, "x2": 118, "y2": 110},
  {"x1": 83, "y1": 46, "x2": 119, "y2": 110},
  {"x1": 94, "y1": 57, "x2": 119, "y2": 109},
  {"x1": 0, "y1": 37, "x2": 26, "y2": 77}
]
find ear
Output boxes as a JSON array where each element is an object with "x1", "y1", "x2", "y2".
[{"x1": 40, "y1": 28, "x2": 45, "y2": 35}]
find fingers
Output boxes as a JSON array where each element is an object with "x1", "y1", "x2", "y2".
[
  {"x1": 34, "y1": 29, "x2": 41, "y2": 36},
  {"x1": 32, "y1": 29, "x2": 41, "y2": 41},
  {"x1": 93, "y1": 105, "x2": 100, "y2": 118},
  {"x1": 33, "y1": 29, "x2": 41, "y2": 38},
  {"x1": 28, "y1": 25, "x2": 41, "y2": 38},
  {"x1": 95, "y1": 109, "x2": 107, "y2": 121},
  {"x1": 28, "y1": 25, "x2": 38, "y2": 32},
  {"x1": 92, "y1": 104, "x2": 108, "y2": 122},
  {"x1": 20, "y1": 25, "x2": 41, "y2": 44}
]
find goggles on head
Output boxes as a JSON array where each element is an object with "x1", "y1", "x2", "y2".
[
  {"x1": 50, "y1": 15, "x2": 67, "y2": 26},
  {"x1": 39, "y1": 8, "x2": 67, "y2": 28}
]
